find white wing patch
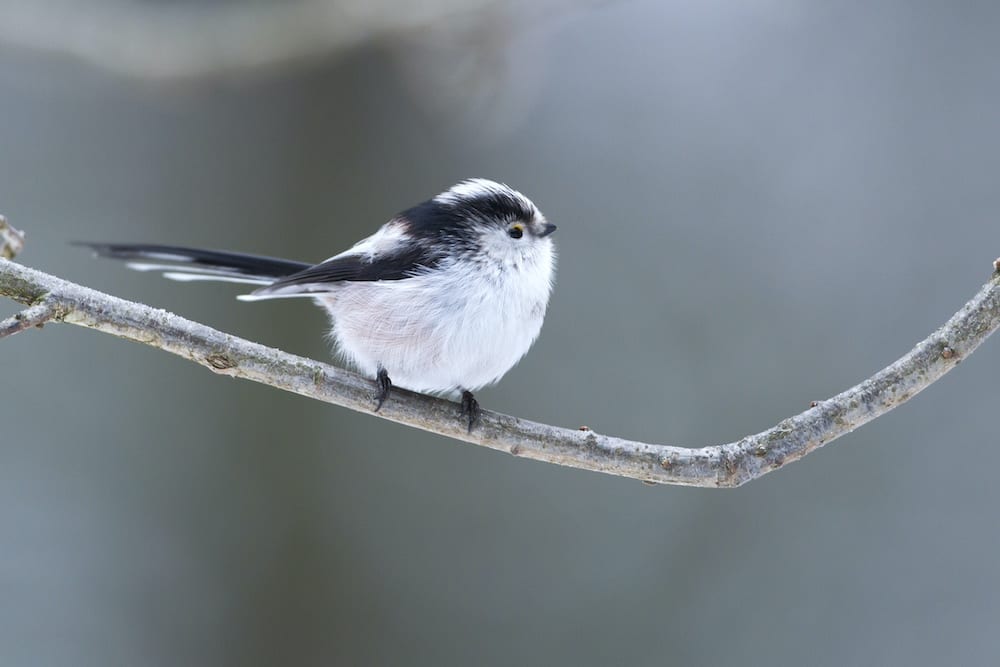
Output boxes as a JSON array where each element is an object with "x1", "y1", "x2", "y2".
[{"x1": 325, "y1": 219, "x2": 410, "y2": 263}]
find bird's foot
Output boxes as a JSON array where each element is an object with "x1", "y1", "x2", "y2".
[
  {"x1": 374, "y1": 367, "x2": 392, "y2": 411},
  {"x1": 460, "y1": 390, "x2": 481, "y2": 433}
]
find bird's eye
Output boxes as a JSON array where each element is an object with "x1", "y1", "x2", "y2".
[{"x1": 508, "y1": 224, "x2": 524, "y2": 239}]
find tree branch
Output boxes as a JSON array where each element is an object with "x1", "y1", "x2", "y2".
[
  {"x1": 0, "y1": 300, "x2": 60, "y2": 339},
  {"x1": 0, "y1": 0, "x2": 515, "y2": 79},
  {"x1": 2, "y1": 249, "x2": 999, "y2": 487}
]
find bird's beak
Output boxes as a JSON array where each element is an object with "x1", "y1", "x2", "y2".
[{"x1": 538, "y1": 223, "x2": 557, "y2": 237}]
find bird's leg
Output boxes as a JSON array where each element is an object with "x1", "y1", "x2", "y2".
[
  {"x1": 460, "y1": 390, "x2": 481, "y2": 433},
  {"x1": 374, "y1": 367, "x2": 392, "y2": 411}
]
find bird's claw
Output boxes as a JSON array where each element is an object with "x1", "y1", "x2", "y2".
[
  {"x1": 374, "y1": 367, "x2": 392, "y2": 411},
  {"x1": 460, "y1": 390, "x2": 481, "y2": 433}
]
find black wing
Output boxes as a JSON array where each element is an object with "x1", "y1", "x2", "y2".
[{"x1": 250, "y1": 244, "x2": 440, "y2": 296}]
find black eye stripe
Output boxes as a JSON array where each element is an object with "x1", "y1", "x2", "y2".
[{"x1": 469, "y1": 193, "x2": 536, "y2": 223}]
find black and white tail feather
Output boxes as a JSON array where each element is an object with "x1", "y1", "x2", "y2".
[
  {"x1": 76, "y1": 243, "x2": 311, "y2": 287},
  {"x1": 80, "y1": 179, "x2": 557, "y2": 431}
]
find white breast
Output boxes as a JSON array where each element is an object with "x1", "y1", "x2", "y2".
[{"x1": 315, "y1": 246, "x2": 555, "y2": 395}]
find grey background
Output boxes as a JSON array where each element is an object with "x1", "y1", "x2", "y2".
[{"x1": 2, "y1": 1, "x2": 1000, "y2": 665}]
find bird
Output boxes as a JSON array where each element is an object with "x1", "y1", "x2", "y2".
[{"x1": 80, "y1": 179, "x2": 557, "y2": 430}]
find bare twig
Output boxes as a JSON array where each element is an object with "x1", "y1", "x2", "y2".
[
  {"x1": 0, "y1": 0, "x2": 522, "y2": 79},
  {"x1": 0, "y1": 300, "x2": 58, "y2": 339},
  {"x1": 0, "y1": 216, "x2": 26, "y2": 259},
  {"x1": 2, "y1": 253, "x2": 999, "y2": 487}
]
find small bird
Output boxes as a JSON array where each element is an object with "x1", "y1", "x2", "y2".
[{"x1": 81, "y1": 179, "x2": 557, "y2": 430}]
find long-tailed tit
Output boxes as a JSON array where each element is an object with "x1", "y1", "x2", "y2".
[{"x1": 81, "y1": 179, "x2": 557, "y2": 429}]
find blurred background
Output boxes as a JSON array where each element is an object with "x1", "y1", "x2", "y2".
[{"x1": 2, "y1": 1, "x2": 1000, "y2": 664}]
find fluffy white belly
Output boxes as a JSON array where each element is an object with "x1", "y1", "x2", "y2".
[{"x1": 315, "y1": 267, "x2": 549, "y2": 394}]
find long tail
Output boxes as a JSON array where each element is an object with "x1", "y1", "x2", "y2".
[{"x1": 77, "y1": 242, "x2": 311, "y2": 287}]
